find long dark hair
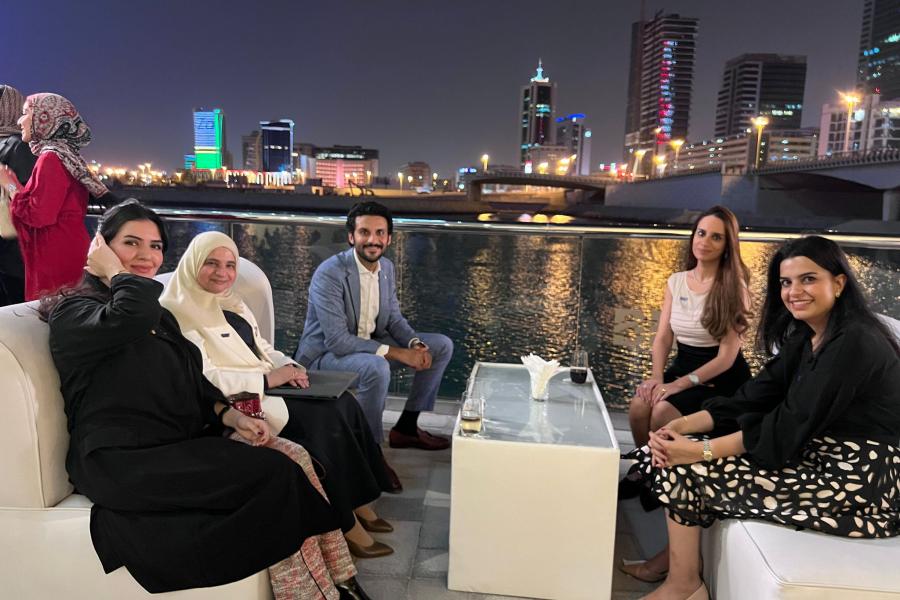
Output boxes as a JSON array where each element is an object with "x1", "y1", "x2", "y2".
[
  {"x1": 757, "y1": 235, "x2": 900, "y2": 356},
  {"x1": 37, "y1": 199, "x2": 168, "y2": 321},
  {"x1": 683, "y1": 205, "x2": 751, "y2": 340}
]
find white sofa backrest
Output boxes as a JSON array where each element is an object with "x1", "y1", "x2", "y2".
[
  {"x1": 0, "y1": 301, "x2": 70, "y2": 508},
  {"x1": 0, "y1": 257, "x2": 275, "y2": 510}
]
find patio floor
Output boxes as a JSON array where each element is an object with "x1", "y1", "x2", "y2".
[{"x1": 354, "y1": 397, "x2": 668, "y2": 600}]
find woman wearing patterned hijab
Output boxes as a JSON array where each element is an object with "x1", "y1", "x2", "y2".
[
  {"x1": 0, "y1": 93, "x2": 111, "y2": 300},
  {"x1": 0, "y1": 85, "x2": 36, "y2": 305}
]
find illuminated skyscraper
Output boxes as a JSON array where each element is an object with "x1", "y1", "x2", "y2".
[
  {"x1": 193, "y1": 108, "x2": 229, "y2": 169},
  {"x1": 715, "y1": 54, "x2": 807, "y2": 138},
  {"x1": 623, "y1": 12, "x2": 698, "y2": 167},
  {"x1": 556, "y1": 114, "x2": 592, "y2": 175},
  {"x1": 260, "y1": 120, "x2": 294, "y2": 173},
  {"x1": 519, "y1": 60, "x2": 557, "y2": 167},
  {"x1": 858, "y1": 0, "x2": 900, "y2": 99}
]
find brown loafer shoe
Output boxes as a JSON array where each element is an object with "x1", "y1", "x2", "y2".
[
  {"x1": 388, "y1": 427, "x2": 450, "y2": 451},
  {"x1": 345, "y1": 538, "x2": 394, "y2": 559},
  {"x1": 382, "y1": 456, "x2": 403, "y2": 493},
  {"x1": 358, "y1": 515, "x2": 394, "y2": 533}
]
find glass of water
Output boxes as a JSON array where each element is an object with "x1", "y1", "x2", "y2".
[
  {"x1": 460, "y1": 391, "x2": 484, "y2": 435},
  {"x1": 570, "y1": 350, "x2": 589, "y2": 384}
]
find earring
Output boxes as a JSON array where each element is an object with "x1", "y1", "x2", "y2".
[{"x1": 835, "y1": 292, "x2": 841, "y2": 298}]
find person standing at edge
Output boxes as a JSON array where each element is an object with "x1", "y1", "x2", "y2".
[
  {"x1": 0, "y1": 93, "x2": 113, "y2": 300},
  {"x1": 0, "y1": 85, "x2": 36, "y2": 305},
  {"x1": 295, "y1": 201, "x2": 454, "y2": 491}
]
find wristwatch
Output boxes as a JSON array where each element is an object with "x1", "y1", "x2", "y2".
[
  {"x1": 702, "y1": 439, "x2": 714, "y2": 462},
  {"x1": 5, "y1": 182, "x2": 16, "y2": 196},
  {"x1": 688, "y1": 372, "x2": 700, "y2": 386}
]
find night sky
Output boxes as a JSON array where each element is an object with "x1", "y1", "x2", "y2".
[{"x1": 8, "y1": 0, "x2": 863, "y2": 178}]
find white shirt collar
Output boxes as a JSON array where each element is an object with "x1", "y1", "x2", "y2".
[{"x1": 353, "y1": 248, "x2": 381, "y2": 276}]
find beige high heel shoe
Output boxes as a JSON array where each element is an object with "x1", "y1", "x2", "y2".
[{"x1": 638, "y1": 581, "x2": 708, "y2": 600}]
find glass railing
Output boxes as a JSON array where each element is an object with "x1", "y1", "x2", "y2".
[{"x1": 89, "y1": 209, "x2": 900, "y2": 410}]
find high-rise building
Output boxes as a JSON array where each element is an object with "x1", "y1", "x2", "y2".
[
  {"x1": 260, "y1": 120, "x2": 294, "y2": 173},
  {"x1": 519, "y1": 60, "x2": 557, "y2": 167},
  {"x1": 623, "y1": 12, "x2": 699, "y2": 169},
  {"x1": 715, "y1": 54, "x2": 807, "y2": 138},
  {"x1": 858, "y1": 0, "x2": 900, "y2": 100},
  {"x1": 242, "y1": 131, "x2": 261, "y2": 171},
  {"x1": 193, "y1": 108, "x2": 229, "y2": 169},
  {"x1": 556, "y1": 114, "x2": 593, "y2": 175}
]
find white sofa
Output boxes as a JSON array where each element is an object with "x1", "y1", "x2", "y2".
[
  {"x1": 702, "y1": 313, "x2": 900, "y2": 600},
  {"x1": 0, "y1": 258, "x2": 275, "y2": 599},
  {"x1": 703, "y1": 520, "x2": 900, "y2": 599}
]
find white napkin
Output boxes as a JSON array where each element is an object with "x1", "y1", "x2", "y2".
[{"x1": 520, "y1": 353, "x2": 559, "y2": 399}]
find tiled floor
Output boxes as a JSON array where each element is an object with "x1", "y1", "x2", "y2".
[{"x1": 355, "y1": 398, "x2": 667, "y2": 600}]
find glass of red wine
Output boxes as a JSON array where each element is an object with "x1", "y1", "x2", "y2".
[{"x1": 570, "y1": 350, "x2": 589, "y2": 384}]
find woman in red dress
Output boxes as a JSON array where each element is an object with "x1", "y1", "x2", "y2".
[{"x1": 0, "y1": 93, "x2": 110, "y2": 300}]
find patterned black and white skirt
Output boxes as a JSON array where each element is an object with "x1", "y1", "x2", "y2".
[{"x1": 624, "y1": 436, "x2": 900, "y2": 539}]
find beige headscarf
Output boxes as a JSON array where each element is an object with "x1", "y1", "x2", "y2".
[{"x1": 160, "y1": 231, "x2": 274, "y2": 372}]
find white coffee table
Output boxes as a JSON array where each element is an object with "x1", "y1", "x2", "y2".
[{"x1": 448, "y1": 362, "x2": 620, "y2": 600}]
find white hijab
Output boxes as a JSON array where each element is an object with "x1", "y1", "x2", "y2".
[{"x1": 159, "y1": 231, "x2": 274, "y2": 372}]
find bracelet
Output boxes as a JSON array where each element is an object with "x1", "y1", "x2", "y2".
[
  {"x1": 218, "y1": 405, "x2": 232, "y2": 425},
  {"x1": 702, "y1": 439, "x2": 714, "y2": 462}
]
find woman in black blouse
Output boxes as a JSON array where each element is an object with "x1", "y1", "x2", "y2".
[
  {"x1": 628, "y1": 236, "x2": 900, "y2": 600},
  {"x1": 44, "y1": 200, "x2": 371, "y2": 599}
]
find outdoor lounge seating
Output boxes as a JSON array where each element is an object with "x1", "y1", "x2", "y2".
[{"x1": 0, "y1": 259, "x2": 275, "y2": 599}]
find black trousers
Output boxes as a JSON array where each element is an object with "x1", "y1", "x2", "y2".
[{"x1": 277, "y1": 391, "x2": 393, "y2": 533}]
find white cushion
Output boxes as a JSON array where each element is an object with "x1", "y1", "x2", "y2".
[
  {"x1": 0, "y1": 302, "x2": 71, "y2": 508},
  {"x1": 0, "y1": 506, "x2": 271, "y2": 599},
  {"x1": 703, "y1": 519, "x2": 900, "y2": 599}
]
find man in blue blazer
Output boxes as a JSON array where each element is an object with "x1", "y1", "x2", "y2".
[{"x1": 295, "y1": 202, "x2": 453, "y2": 476}]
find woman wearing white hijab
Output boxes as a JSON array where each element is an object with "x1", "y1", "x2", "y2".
[{"x1": 161, "y1": 231, "x2": 395, "y2": 558}]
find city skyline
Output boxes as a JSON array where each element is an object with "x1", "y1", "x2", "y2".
[{"x1": 8, "y1": 0, "x2": 865, "y2": 179}]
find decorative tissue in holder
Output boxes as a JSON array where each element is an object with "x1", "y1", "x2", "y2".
[{"x1": 520, "y1": 353, "x2": 559, "y2": 401}]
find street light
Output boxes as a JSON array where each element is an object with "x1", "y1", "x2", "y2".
[
  {"x1": 632, "y1": 149, "x2": 648, "y2": 179},
  {"x1": 397, "y1": 171, "x2": 403, "y2": 190},
  {"x1": 653, "y1": 154, "x2": 667, "y2": 178},
  {"x1": 751, "y1": 116, "x2": 769, "y2": 170},
  {"x1": 365, "y1": 170, "x2": 372, "y2": 185},
  {"x1": 670, "y1": 139, "x2": 685, "y2": 170},
  {"x1": 481, "y1": 154, "x2": 489, "y2": 172},
  {"x1": 840, "y1": 91, "x2": 861, "y2": 155},
  {"x1": 653, "y1": 126, "x2": 663, "y2": 162}
]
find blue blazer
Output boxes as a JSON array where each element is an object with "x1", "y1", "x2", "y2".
[{"x1": 295, "y1": 248, "x2": 418, "y2": 366}]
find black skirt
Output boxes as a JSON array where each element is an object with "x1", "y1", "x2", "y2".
[
  {"x1": 277, "y1": 391, "x2": 392, "y2": 532},
  {"x1": 664, "y1": 343, "x2": 751, "y2": 419}
]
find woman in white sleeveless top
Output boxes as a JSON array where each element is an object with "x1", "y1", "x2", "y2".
[{"x1": 619, "y1": 206, "x2": 752, "y2": 583}]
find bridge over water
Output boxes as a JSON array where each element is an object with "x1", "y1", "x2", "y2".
[{"x1": 479, "y1": 152, "x2": 900, "y2": 223}]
